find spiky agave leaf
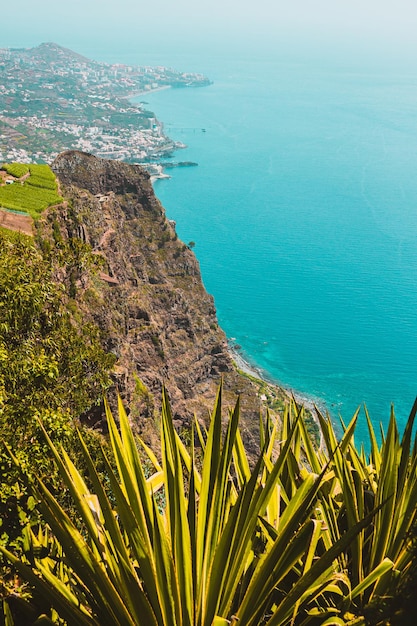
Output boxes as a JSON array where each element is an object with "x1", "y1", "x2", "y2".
[{"x1": 2, "y1": 388, "x2": 415, "y2": 625}]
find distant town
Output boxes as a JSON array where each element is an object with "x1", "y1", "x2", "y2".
[{"x1": 0, "y1": 42, "x2": 211, "y2": 171}]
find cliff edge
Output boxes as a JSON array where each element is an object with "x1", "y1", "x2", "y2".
[{"x1": 45, "y1": 151, "x2": 287, "y2": 444}]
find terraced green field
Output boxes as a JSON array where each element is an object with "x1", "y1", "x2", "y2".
[
  {"x1": 1, "y1": 162, "x2": 30, "y2": 178},
  {"x1": 0, "y1": 163, "x2": 63, "y2": 219}
]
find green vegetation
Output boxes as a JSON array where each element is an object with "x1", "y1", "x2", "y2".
[
  {"x1": 1, "y1": 163, "x2": 30, "y2": 179},
  {"x1": 0, "y1": 184, "x2": 63, "y2": 218},
  {"x1": 0, "y1": 226, "x2": 32, "y2": 244},
  {"x1": 0, "y1": 163, "x2": 63, "y2": 219},
  {"x1": 1, "y1": 385, "x2": 416, "y2": 625},
  {"x1": 26, "y1": 164, "x2": 58, "y2": 191},
  {"x1": 0, "y1": 231, "x2": 114, "y2": 428},
  {"x1": 0, "y1": 161, "x2": 416, "y2": 623},
  {"x1": 0, "y1": 229, "x2": 116, "y2": 577}
]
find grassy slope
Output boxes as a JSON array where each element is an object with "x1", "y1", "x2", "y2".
[{"x1": 0, "y1": 163, "x2": 63, "y2": 219}]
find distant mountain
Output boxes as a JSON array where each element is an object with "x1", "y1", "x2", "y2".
[{"x1": 28, "y1": 41, "x2": 93, "y2": 64}]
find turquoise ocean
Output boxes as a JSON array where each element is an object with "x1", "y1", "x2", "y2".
[{"x1": 93, "y1": 45, "x2": 417, "y2": 445}]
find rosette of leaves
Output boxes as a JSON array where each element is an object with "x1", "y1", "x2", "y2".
[{"x1": 2, "y1": 384, "x2": 407, "y2": 626}]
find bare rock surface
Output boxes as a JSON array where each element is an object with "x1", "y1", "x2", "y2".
[{"x1": 46, "y1": 151, "x2": 288, "y2": 447}]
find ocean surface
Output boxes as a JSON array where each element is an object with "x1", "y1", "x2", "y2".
[{"x1": 98, "y1": 46, "x2": 417, "y2": 446}]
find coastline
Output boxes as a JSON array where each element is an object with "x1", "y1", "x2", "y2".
[
  {"x1": 127, "y1": 85, "x2": 178, "y2": 182},
  {"x1": 146, "y1": 164, "x2": 171, "y2": 184},
  {"x1": 126, "y1": 84, "x2": 172, "y2": 100},
  {"x1": 229, "y1": 344, "x2": 326, "y2": 447},
  {"x1": 150, "y1": 173, "x2": 170, "y2": 184},
  {"x1": 135, "y1": 81, "x2": 326, "y2": 442},
  {"x1": 130, "y1": 79, "x2": 327, "y2": 448},
  {"x1": 229, "y1": 345, "x2": 323, "y2": 412}
]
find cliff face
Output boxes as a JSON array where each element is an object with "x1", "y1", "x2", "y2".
[{"x1": 46, "y1": 151, "x2": 276, "y2": 440}]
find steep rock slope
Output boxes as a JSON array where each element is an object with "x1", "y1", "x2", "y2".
[{"x1": 48, "y1": 151, "x2": 284, "y2": 440}]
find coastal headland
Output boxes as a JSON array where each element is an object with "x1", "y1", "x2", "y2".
[
  {"x1": 0, "y1": 149, "x2": 320, "y2": 452},
  {"x1": 0, "y1": 43, "x2": 323, "y2": 446},
  {"x1": 0, "y1": 42, "x2": 211, "y2": 167}
]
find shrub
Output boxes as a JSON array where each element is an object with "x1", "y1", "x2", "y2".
[{"x1": 2, "y1": 389, "x2": 416, "y2": 625}]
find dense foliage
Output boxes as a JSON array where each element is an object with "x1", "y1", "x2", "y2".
[
  {"x1": 26, "y1": 165, "x2": 58, "y2": 191},
  {"x1": 0, "y1": 231, "x2": 114, "y2": 430},
  {"x1": 0, "y1": 229, "x2": 115, "y2": 565},
  {"x1": 0, "y1": 163, "x2": 63, "y2": 218},
  {"x1": 1, "y1": 386, "x2": 416, "y2": 625},
  {"x1": 1, "y1": 164, "x2": 30, "y2": 179}
]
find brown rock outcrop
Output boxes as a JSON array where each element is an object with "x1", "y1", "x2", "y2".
[{"x1": 45, "y1": 151, "x2": 287, "y2": 445}]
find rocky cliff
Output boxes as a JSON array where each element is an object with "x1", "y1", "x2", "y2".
[{"x1": 41, "y1": 151, "x2": 288, "y2": 444}]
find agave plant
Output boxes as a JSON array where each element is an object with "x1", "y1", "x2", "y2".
[
  {"x1": 1, "y1": 386, "x2": 415, "y2": 625},
  {"x1": 275, "y1": 398, "x2": 417, "y2": 623}
]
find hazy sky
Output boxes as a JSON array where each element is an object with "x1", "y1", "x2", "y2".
[{"x1": 2, "y1": 0, "x2": 417, "y2": 64}]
